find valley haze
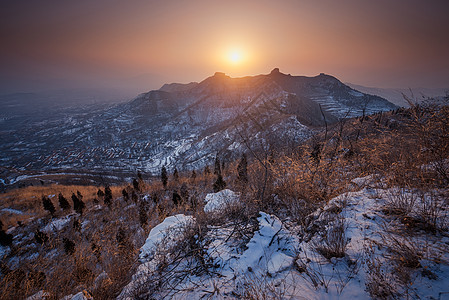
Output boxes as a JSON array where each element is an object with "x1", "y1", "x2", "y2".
[{"x1": 1, "y1": 69, "x2": 397, "y2": 189}]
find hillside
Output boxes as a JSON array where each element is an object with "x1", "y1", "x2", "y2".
[
  {"x1": 0, "y1": 70, "x2": 396, "y2": 190},
  {"x1": 1, "y1": 99, "x2": 447, "y2": 299}
]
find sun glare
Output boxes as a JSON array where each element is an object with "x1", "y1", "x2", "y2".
[{"x1": 228, "y1": 50, "x2": 242, "y2": 64}]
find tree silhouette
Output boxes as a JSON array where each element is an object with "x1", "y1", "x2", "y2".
[
  {"x1": 237, "y1": 153, "x2": 248, "y2": 185},
  {"x1": 42, "y1": 196, "x2": 55, "y2": 216},
  {"x1": 0, "y1": 225, "x2": 13, "y2": 246},
  {"x1": 180, "y1": 183, "x2": 189, "y2": 202},
  {"x1": 139, "y1": 201, "x2": 148, "y2": 227},
  {"x1": 214, "y1": 156, "x2": 221, "y2": 175},
  {"x1": 63, "y1": 238, "x2": 75, "y2": 255},
  {"x1": 104, "y1": 186, "x2": 113, "y2": 207},
  {"x1": 172, "y1": 190, "x2": 181, "y2": 206},
  {"x1": 161, "y1": 166, "x2": 168, "y2": 189},
  {"x1": 122, "y1": 188, "x2": 129, "y2": 202},
  {"x1": 72, "y1": 193, "x2": 85, "y2": 215},
  {"x1": 131, "y1": 190, "x2": 138, "y2": 202},
  {"x1": 213, "y1": 174, "x2": 226, "y2": 192},
  {"x1": 58, "y1": 193, "x2": 71, "y2": 211},
  {"x1": 173, "y1": 167, "x2": 179, "y2": 182},
  {"x1": 97, "y1": 188, "x2": 105, "y2": 198},
  {"x1": 132, "y1": 178, "x2": 140, "y2": 191}
]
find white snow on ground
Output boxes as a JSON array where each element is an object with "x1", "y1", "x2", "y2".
[
  {"x1": 42, "y1": 215, "x2": 72, "y2": 233},
  {"x1": 25, "y1": 290, "x2": 51, "y2": 300},
  {"x1": 60, "y1": 290, "x2": 93, "y2": 300},
  {"x1": 230, "y1": 212, "x2": 297, "y2": 275},
  {"x1": 121, "y1": 184, "x2": 449, "y2": 299},
  {"x1": 1, "y1": 208, "x2": 24, "y2": 215},
  {"x1": 138, "y1": 214, "x2": 194, "y2": 263},
  {"x1": 203, "y1": 189, "x2": 240, "y2": 213}
]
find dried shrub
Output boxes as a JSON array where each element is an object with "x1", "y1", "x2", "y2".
[
  {"x1": 365, "y1": 257, "x2": 399, "y2": 299},
  {"x1": 313, "y1": 216, "x2": 348, "y2": 260}
]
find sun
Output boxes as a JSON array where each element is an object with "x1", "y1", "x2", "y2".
[{"x1": 228, "y1": 50, "x2": 242, "y2": 64}]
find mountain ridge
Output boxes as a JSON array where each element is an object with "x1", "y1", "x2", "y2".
[{"x1": 0, "y1": 69, "x2": 398, "y2": 187}]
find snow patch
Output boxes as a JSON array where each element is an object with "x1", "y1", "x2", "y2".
[
  {"x1": 139, "y1": 214, "x2": 194, "y2": 263},
  {"x1": 203, "y1": 189, "x2": 240, "y2": 213},
  {"x1": 1, "y1": 208, "x2": 24, "y2": 215},
  {"x1": 233, "y1": 212, "x2": 297, "y2": 275},
  {"x1": 42, "y1": 215, "x2": 72, "y2": 233}
]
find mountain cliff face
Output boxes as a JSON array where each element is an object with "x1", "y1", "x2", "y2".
[{"x1": 0, "y1": 70, "x2": 397, "y2": 184}]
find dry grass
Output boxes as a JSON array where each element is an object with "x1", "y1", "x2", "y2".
[
  {"x1": 0, "y1": 184, "x2": 126, "y2": 228},
  {"x1": 1, "y1": 101, "x2": 448, "y2": 298},
  {"x1": 313, "y1": 216, "x2": 348, "y2": 260}
]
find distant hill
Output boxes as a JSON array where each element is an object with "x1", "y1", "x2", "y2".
[{"x1": 347, "y1": 83, "x2": 448, "y2": 107}]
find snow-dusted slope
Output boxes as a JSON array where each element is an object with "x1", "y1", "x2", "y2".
[
  {"x1": 1, "y1": 70, "x2": 397, "y2": 183},
  {"x1": 120, "y1": 184, "x2": 449, "y2": 299}
]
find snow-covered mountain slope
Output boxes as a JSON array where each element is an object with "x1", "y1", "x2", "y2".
[
  {"x1": 1, "y1": 70, "x2": 397, "y2": 184},
  {"x1": 120, "y1": 184, "x2": 449, "y2": 299}
]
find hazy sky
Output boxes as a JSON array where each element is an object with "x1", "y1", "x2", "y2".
[{"x1": 1, "y1": 0, "x2": 448, "y2": 95}]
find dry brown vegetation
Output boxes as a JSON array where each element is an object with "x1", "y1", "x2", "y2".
[
  {"x1": 0, "y1": 184, "x2": 125, "y2": 228},
  {"x1": 1, "y1": 99, "x2": 448, "y2": 298}
]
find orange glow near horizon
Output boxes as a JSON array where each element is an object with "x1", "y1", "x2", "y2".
[{"x1": 1, "y1": 0, "x2": 448, "y2": 92}]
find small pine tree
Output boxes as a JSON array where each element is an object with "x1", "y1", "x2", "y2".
[
  {"x1": 152, "y1": 192, "x2": 159, "y2": 204},
  {"x1": 214, "y1": 156, "x2": 221, "y2": 175},
  {"x1": 104, "y1": 186, "x2": 113, "y2": 207},
  {"x1": 191, "y1": 170, "x2": 197, "y2": 181},
  {"x1": 180, "y1": 183, "x2": 189, "y2": 201},
  {"x1": 42, "y1": 196, "x2": 56, "y2": 216},
  {"x1": 122, "y1": 188, "x2": 129, "y2": 202},
  {"x1": 72, "y1": 193, "x2": 85, "y2": 215},
  {"x1": 131, "y1": 190, "x2": 138, "y2": 202},
  {"x1": 137, "y1": 171, "x2": 143, "y2": 181},
  {"x1": 172, "y1": 190, "x2": 181, "y2": 206},
  {"x1": 76, "y1": 190, "x2": 83, "y2": 200},
  {"x1": 97, "y1": 188, "x2": 105, "y2": 198},
  {"x1": 190, "y1": 193, "x2": 198, "y2": 211},
  {"x1": 63, "y1": 238, "x2": 76, "y2": 255},
  {"x1": 116, "y1": 227, "x2": 130, "y2": 249},
  {"x1": 132, "y1": 178, "x2": 140, "y2": 191},
  {"x1": 173, "y1": 168, "x2": 179, "y2": 182},
  {"x1": 58, "y1": 193, "x2": 71, "y2": 211},
  {"x1": 213, "y1": 174, "x2": 226, "y2": 192},
  {"x1": 161, "y1": 166, "x2": 168, "y2": 189},
  {"x1": 139, "y1": 201, "x2": 148, "y2": 227},
  {"x1": 0, "y1": 229, "x2": 13, "y2": 247},
  {"x1": 237, "y1": 153, "x2": 248, "y2": 185}
]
